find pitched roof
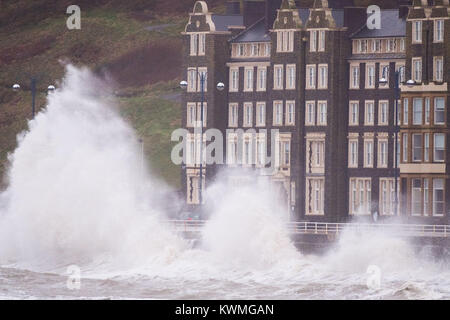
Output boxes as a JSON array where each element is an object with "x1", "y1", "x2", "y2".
[
  {"x1": 211, "y1": 14, "x2": 244, "y2": 31},
  {"x1": 351, "y1": 10, "x2": 406, "y2": 39},
  {"x1": 230, "y1": 19, "x2": 271, "y2": 43}
]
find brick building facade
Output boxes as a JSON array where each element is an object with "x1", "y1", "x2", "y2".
[{"x1": 180, "y1": 0, "x2": 450, "y2": 223}]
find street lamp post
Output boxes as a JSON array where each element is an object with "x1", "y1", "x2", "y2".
[
  {"x1": 180, "y1": 73, "x2": 224, "y2": 207},
  {"x1": 12, "y1": 78, "x2": 55, "y2": 119},
  {"x1": 379, "y1": 66, "x2": 414, "y2": 216}
]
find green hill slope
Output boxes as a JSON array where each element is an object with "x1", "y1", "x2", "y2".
[{"x1": 0, "y1": 0, "x2": 226, "y2": 188}]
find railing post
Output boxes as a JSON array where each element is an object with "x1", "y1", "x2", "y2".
[{"x1": 315, "y1": 222, "x2": 318, "y2": 234}]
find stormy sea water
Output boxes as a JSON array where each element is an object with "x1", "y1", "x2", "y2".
[{"x1": 0, "y1": 65, "x2": 449, "y2": 300}]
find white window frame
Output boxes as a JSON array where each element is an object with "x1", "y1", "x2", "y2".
[
  {"x1": 198, "y1": 33, "x2": 206, "y2": 56},
  {"x1": 372, "y1": 39, "x2": 381, "y2": 53},
  {"x1": 257, "y1": 66, "x2": 267, "y2": 92},
  {"x1": 402, "y1": 133, "x2": 408, "y2": 163},
  {"x1": 273, "y1": 101, "x2": 283, "y2": 126},
  {"x1": 413, "y1": 98, "x2": 423, "y2": 125},
  {"x1": 378, "y1": 100, "x2": 389, "y2": 125},
  {"x1": 378, "y1": 138, "x2": 388, "y2": 168},
  {"x1": 433, "y1": 179, "x2": 445, "y2": 217},
  {"x1": 310, "y1": 30, "x2": 318, "y2": 52},
  {"x1": 227, "y1": 133, "x2": 238, "y2": 166},
  {"x1": 243, "y1": 102, "x2": 253, "y2": 127},
  {"x1": 256, "y1": 102, "x2": 266, "y2": 127},
  {"x1": 317, "y1": 101, "x2": 327, "y2": 126},
  {"x1": 434, "y1": 19, "x2": 444, "y2": 43},
  {"x1": 349, "y1": 178, "x2": 372, "y2": 215},
  {"x1": 403, "y1": 97, "x2": 409, "y2": 125},
  {"x1": 228, "y1": 103, "x2": 238, "y2": 128},
  {"x1": 306, "y1": 178, "x2": 325, "y2": 216},
  {"x1": 434, "y1": 97, "x2": 445, "y2": 125},
  {"x1": 412, "y1": 20, "x2": 422, "y2": 43},
  {"x1": 190, "y1": 33, "x2": 198, "y2": 56},
  {"x1": 187, "y1": 102, "x2": 196, "y2": 128},
  {"x1": 348, "y1": 138, "x2": 359, "y2": 168},
  {"x1": 318, "y1": 30, "x2": 325, "y2": 52},
  {"x1": 187, "y1": 67, "x2": 197, "y2": 92},
  {"x1": 412, "y1": 57, "x2": 422, "y2": 83},
  {"x1": 256, "y1": 133, "x2": 266, "y2": 167},
  {"x1": 306, "y1": 64, "x2": 316, "y2": 90},
  {"x1": 434, "y1": 56, "x2": 444, "y2": 82},
  {"x1": 244, "y1": 67, "x2": 254, "y2": 92},
  {"x1": 434, "y1": 133, "x2": 445, "y2": 163},
  {"x1": 364, "y1": 138, "x2": 374, "y2": 168},
  {"x1": 305, "y1": 101, "x2": 316, "y2": 126},
  {"x1": 286, "y1": 100, "x2": 295, "y2": 126},
  {"x1": 364, "y1": 101, "x2": 375, "y2": 126},
  {"x1": 274, "y1": 65, "x2": 284, "y2": 90},
  {"x1": 197, "y1": 67, "x2": 208, "y2": 92},
  {"x1": 349, "y1": 101, "x2": 359, "y2": 126},
  {"x1": 379, "y1": 178, "x2": 397, "y2": 216},
  {"x1": 286, "y1": 64, "x2": 296, "y2": 90},
  {"x1": 318, "y1": 64, "x2": 328, "y2": 89},
  {"x1": 350, "y1": 64, "x2": 360, "y2": 89},
  {"x1": 229, "y1": 67, "x2": 239, "y2": 92},
  {"x1": 365, "y1": 63, "x2": 375, "y2": 89}
]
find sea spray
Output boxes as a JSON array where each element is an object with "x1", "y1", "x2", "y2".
[
  {"x1": 201, "y1": 172, "x2": 300, "y2": 270},
  {"x1": 0, "y1": 65, "x2": 184, "y2": 269}
]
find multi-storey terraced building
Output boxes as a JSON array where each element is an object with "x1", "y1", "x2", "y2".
[{"x1": 180, "y1": 0, "x2": 449, "y2": 223}]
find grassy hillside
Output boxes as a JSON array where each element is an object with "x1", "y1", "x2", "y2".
[{"x1": 0, "y1": 0, "x2": 227, "y2": 189}]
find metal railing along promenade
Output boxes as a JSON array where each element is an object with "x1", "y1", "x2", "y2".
[{"x1": 166, "y1": 220, "x2": 450, "y2": 238}]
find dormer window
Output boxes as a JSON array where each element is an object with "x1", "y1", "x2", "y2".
[
  {"x1": 372, "y1": 39, "x2": 381, "y2": 53},
  {"x1": 190, "y1": 34, "x2": 198, "y2": 56},
  {"x1": 190, "y1": 33, "x2": 205, "y2": 56},
  {"x1": 232, "y1": 43, "x2": 271, "y2": 58},
  {"x1": 238, "y1": 44, "x2": 245, "y2": 56},
  {"x1": 264, "y1": 43, "x2": 270, "y2": 56},
  {"x1": 359, "y1": 40, "x2": 367, "y2": 53},
  {"x1": 386, "y1": 39, "x2": 396, "y2": 52},
  {"x1": 277, "y1": 31, "x2": 294, "y2": 53},
  {"x1": 319, "y1": 30, "x2": 325, "y2": 51},
  {"x1": 251, "y1": 44, "x2": 259, "y2": 56},
  {"x1": 310, "y1": 30, "x2": 318, "y2": 52}
]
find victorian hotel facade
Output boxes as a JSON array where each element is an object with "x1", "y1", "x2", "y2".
[{"x1": 181, "y1": 0, "x2": 450, "y2": 223}]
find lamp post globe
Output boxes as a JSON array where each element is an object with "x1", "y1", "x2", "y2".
[
  {"x1": 12, "y1": 84, "x2": 20, "y2": 91},
  {"x1": 406, "y1": 79, "x2": 415, "y2": 87},
  {"x1": 379, "y1": 78, "x2": 388, "y2": 86},
  {"x1": 216, "y1": 82, "x2": 225, "y2": 91},
  {"x1": 179, "y1": 80, "x2": 188, "y2": 90}
]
